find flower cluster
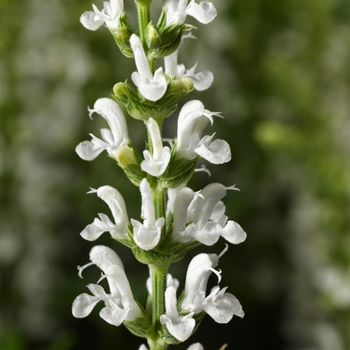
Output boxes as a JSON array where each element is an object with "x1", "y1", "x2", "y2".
[{"x1": 73, "y1": 0, "x2": 246, "y2": 349}]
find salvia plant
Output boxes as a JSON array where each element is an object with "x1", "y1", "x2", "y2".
[{"x1": 72, "y1": 0, "x2": 247, "y2": 349}]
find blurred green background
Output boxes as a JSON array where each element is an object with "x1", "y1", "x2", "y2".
[{"x1": 1, "y1": 0, "x2": 349, "y2": 349}]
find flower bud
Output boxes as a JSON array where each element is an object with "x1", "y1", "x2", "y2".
[
  {"x1": 116, "y1": 145, "x2": 138, "y2": 167},
  {"x1": 116, "y1": 144, "x2": 146, "y2": 187},
  {"x1": 148, "y1": 23, "x2": 186, "y2": 59},
  {"x1": 158, "y1": 77, "x2": 193, "y2": 107},
  {"x1": 113, "y1": 81, "x2": 178, "y2": 122},
  {"x1": 146, "y1": 23, "x2": 161, "y2": 49},
  {"x1": 109, "y1": 13, "x2": 135, "y2": 58}
]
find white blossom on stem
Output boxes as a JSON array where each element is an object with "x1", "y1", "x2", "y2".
[
  {"x1": 165, "y1": 0, "x2": 217, "y2": 25},
  {"x1": 80, "y1": 0, "x2": 124, "y2": 31},
  {"x1": 184, "y1": 183, "x2": 247, "y2": 245},
  {"x1": 76, "y1": 98, "x2": 128, "y2": 161},
  {"x1": 160, "y1": 286, "x2": 196, "y2": 341},
  {"x1": 139, "y1": 343, "x2": 203, "y2": 350},
  {"x1": 164, "y1": 33, "x2": 214, "y2": 91},
  {"x1": 176, "y1": 100, "x2": 231, "y2": 164},
  {"x1": 72, "y1": 246, "x2": 141, "y2": 326},
  {"x1": 131, "y1": 179, "x2": 165, "y2": 250},
  {"x1": 141, "y1": 118, "x2": 171, "y2": 176},
  {"x1": 181, "y1": 251, "x2": 244, "y2": 322},
  {"x1": 130, "y1": 34, "x2": 168, "y2": 102},
  {"x1": 80, "y1": 186, "x2": 128, "y2": 241}
]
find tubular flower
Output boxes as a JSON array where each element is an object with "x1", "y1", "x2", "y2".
[
  {"x1": 80, "y1": 0, "x2": 123, "y2": 31},
  {"x1": 72, "y1": 245, "x2": 141, "y2": 326},
  {"x1": 183, "y1": 183, "x2": 247, "y2": 245},
  {"x1": 164, "y1": 0, "x2": 217, "y2": 25},
  {"x1": 176, "y1": 100, "x2": 231, "y2": 164},
  {"x1": 76, "y1": 98, "x2": 128, "y2": 161},
  {"x1": 80, "y1": 186, "x2": 128, "y2": 241},
  {"x1": 160, "y1": 286, "x2": 196, "y2": 341},
  {"x1": 180, "y1": 251, "x2": 244, "y2": 323},
  {"x1": 131, "y1": 178, "x2": 165, "y2": 250},
  {"x1": 141, "y1": 118, "x2": 171, "y2": 176},
  {"x1": 164, "y1": 33, "x2": 214, "y2": 91},
  {"x1": 130, "y1": 34, "x2": 168, "y2": 102}
]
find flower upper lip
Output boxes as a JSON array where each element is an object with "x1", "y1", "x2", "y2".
[{"x1": 75, "y1": 98, "x2": 128, "y2": 161}]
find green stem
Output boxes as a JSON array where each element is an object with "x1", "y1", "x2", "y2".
[
  {"x1": 149, "y1": 264, "x2": 169, "y2": 350},
  {"x1": 136, "y1": 1, "x2": 151, "y2": 46}
]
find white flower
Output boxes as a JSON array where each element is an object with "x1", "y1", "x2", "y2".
[
  {"x1": 181, "y1": 251, "x2": 244, "y2": 323},
  {"x1": 176, "y1": 100, "x2": 231, "y2": 164},
  {"x1": 80, "y1": 186, "x2": 128, "y2": 241},
  {"x1": 164, "y1": 33, "x2": 214, "y2": 91},
  {"x1": 160, "y1": 286, "x2": 195, "y2": 341},
  {"x1": 165, "y1": 0, "x2": 217, "y2": 25},
  {"x1": 141, "y1": 118, "x2": 171, "y2": 176},
  {"x1": 130, "y1": 34, "x2": 168, "y2": 102},
  {"x1": 183, "y1": 183, "x2": 247, "y2": 245},
  {"x1": 72, "y1": 246, "x2": 141, "y2": 326},
  {"x1": 172, "y1": 187, "x2": 195, "y2": 242},
  {"x1": 131, "y1": 179, "x2": 165, "y2": 250},
  {"x1": 76, "y1": 98, "x2": 128, "y2": 161},
  {"x1": 139, "y1": 343, "x2": 203, "y2": 350},
  {"x1": 80, "y1": 0, "x2": 123, "y2": 31}
]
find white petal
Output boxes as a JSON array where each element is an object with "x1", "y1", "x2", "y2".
[
  {"x1": 162, "y1": 314, "x2": 195, "y2": 341},
  {"x1": 92, "y1": 98, "x2": 128, "y2": 149},
  {"x1": 72, "y1": 293, "x2": 101, "y2": 318},
  {"x1": 139, "y1": 345, "x2": 148, "y2": 350},
  {"x1": 80, "y1": 218, "x2": 111, "y2": 241},
  {"x1": 96, "y1": 186, "x2": 129, "y2": 233},
  {"x1": 182, "y1": 253, "x2": 219, "y2": 311},
  {"x1": 75, "y1": 140, "x2": 104, "y2": 161},
  {"x1": 172, "y1": 187, "x2": 195, "y2": 242},
  {"x1": 106, "y1": 265, "x2": 133, "y2": 297},
  {"x1": 186, "y1": 1, "x2": 217, "y2": 24},
  {"x1": 187, "y1": 70, "x2": 214, "y2": 91},
  {"x1": 141, "y1": 148, "x2": 171, "y2": 176},
  {"x1": 202, "y1": 288, "x2": 244, "y2": 323},
  {"x1": 195, "y1": 136, "x2": 231, "y2": 164},
  {"x1": 121, "y1": 295, "x2": 142, "y2": 321},
  {"x1": 187, "y1": 344, "x2": 204, "y2": 350},
  {"x1": 99, "y1": 301, "x2": 128, "y2": 326},
  {"x1": 165, "y1": 0, "x2": 188, "y2": 24},
  {"x1": 190, "y1": 221, "x2": 221, "y2": 246},
  {"x1": 160, "y1": 286, "x2": 195, "y2": 342},
  {"x1": 130, "y1": 34, "x2": 153, "y2": 81},
  {"x1": 130, "y1": 34, "x2": 167, "y2": 101},
  {"x1": 177, "y1": 100, "x2": 205, "y2": 152},
  {"x1": 220, "y1": 220, "x2": 247, "y2": 244},
  {"x1": 131, "y1": 219, "x2": 162, "y2": 251},
  {"x1": 80, "y1": 11, "x2": 105, "y2": 30},
  {"x1": 89, "y1": 245, "x2": 125, "y2": 273},
  {"x1": 137, "y1": 70, "x2": 168, "y2": 102}
]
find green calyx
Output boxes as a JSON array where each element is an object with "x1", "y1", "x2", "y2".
[{"x1": 112, "y1": 77, "x2": 193, "y2": 123}]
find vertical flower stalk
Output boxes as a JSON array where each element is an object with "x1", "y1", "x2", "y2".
[{"x1": 72, "y1": 0, "x2": 247, "y2": 349}]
